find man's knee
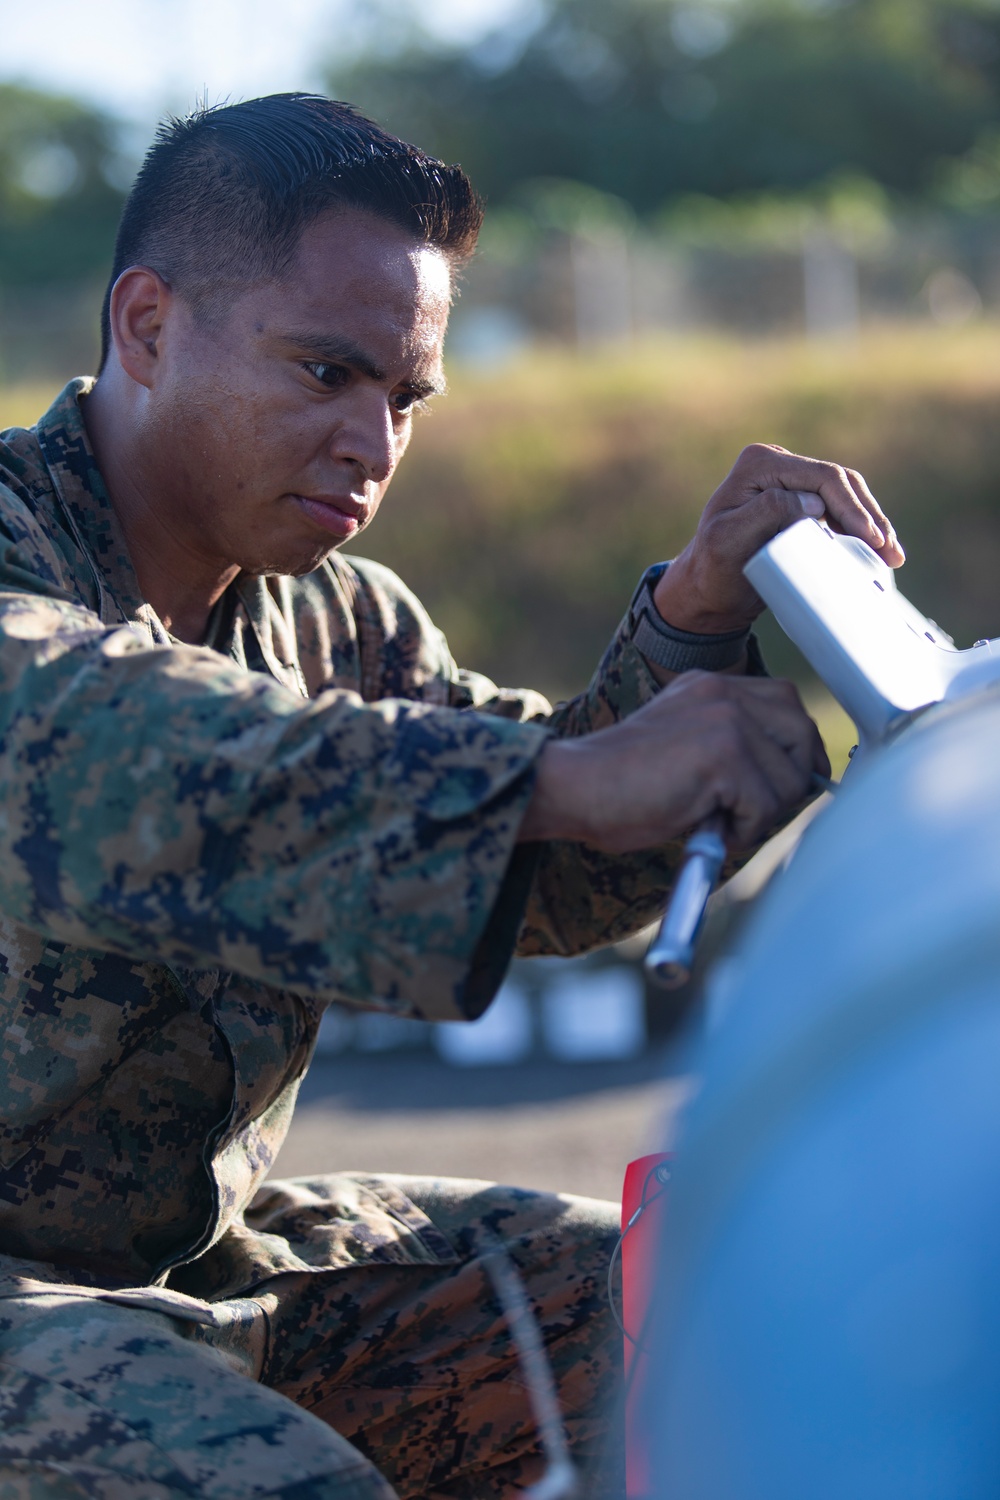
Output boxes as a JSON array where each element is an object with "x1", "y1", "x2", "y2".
[
  {"x1": 0, "y1": 1294, "x2": 395, "y2": 1500},
  {"x1": 352, "y1": 1173, "x2": 619, "y2": 1263},
  {"x1": 0, "y1": 1461, "x2": 393, "y2": 1500}
]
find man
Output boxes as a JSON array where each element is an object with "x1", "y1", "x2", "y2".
[{"x1": 0, "y1": 95, "x2": 900, "y2": 1498}]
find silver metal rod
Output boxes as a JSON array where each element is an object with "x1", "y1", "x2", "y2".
[
  {"x1": 644, "y1": 773, "x2": 837, "y2": 989},
  {"x1": 645, "y1": 814, "x2": 728, "y2": 989}
]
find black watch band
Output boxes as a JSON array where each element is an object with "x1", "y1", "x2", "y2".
[{"x1": 627, "y1": 564, "x2": 751, "y2": 672}]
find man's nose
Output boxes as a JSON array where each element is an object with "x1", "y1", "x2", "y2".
[{"x1": 329, "y1": 390, "x2": 396, "y2": 485}]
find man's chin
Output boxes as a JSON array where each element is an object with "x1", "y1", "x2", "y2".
[{"x1": 237, "y1": 540, "x2": 345, "y2": 579}]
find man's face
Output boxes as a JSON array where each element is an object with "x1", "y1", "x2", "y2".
[{"x1": 143, "y1": 208, "x2": 451, "y2": 577}]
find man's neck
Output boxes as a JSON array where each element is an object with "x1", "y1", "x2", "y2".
[{"x1": 83, "y1": 375, "x2": 240, "y2": 644}]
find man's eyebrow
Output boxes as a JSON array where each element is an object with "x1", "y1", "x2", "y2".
[
  {"x1": 283, "y1": 331, "x2": 447, "y2": 398},
  {"x1": 408, "y1": 373, "x2": 448, "y2": 401}
]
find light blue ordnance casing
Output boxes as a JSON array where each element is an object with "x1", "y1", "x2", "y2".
[{"x1": 644, "y1": 520, "x2": 1000, "y2": 1499}]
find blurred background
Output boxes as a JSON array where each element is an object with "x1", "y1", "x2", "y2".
[{"x1": 2, "y1": 0, "x2": 999, "y2": 1195}]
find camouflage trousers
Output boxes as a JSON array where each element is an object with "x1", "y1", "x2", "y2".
[{"x1": 0, "y1": 1175, "x2": 622, "y2": 1499}]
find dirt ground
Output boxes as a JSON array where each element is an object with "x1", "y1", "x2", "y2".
[{"x1": 272, "y1": 1051, "x2": 692, "y2": 1203}]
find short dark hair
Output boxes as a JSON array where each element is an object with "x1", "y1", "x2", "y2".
[{"x1": 99, "y1": 92, "x2": 483, "y2": 367}]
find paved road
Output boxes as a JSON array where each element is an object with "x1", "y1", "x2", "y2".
[{"x1": 272, "y1": 1052, "x2": 691, "y2": 1204}]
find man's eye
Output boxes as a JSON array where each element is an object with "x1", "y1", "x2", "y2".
[
  {"x1": 390, "y1": 390, "x2": 423, "y2": 415},
  {"x1": 304, "y1": 362, "x2": 348, "y2": 389}
]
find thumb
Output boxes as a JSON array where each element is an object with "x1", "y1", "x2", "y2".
[
  {"x1": 721, "y1": 486, "x2": 823, "y2": 562},
  {"x1": 795, "y1": 490, "x2": 826, "y2": 518}
]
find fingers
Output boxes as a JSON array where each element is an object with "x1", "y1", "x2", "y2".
[
  {"x1": 660, "y1": 443, "x2": 902, "y2": 639},
  {"x1": 668, "y1": 671, "x2": 828, "y2": 773},
  {"x1": 658, "y1": 673, "x2": 829, "y2": 844},
  {"x1": 532, "y1": 674, "x2": 834, "y2": 856},
  {"x1": 728, "y1": 711, "x2": 815, "y2": 843},
  {"x1": 842, "y1": 465, "x2": 904, "y2": 565},
  {"x1": 685, "y1": 692, "x2": 812, "y2": 849},
  {"x1": 708, "y1": 483, "x2": 827, "y2": 570},
  {"x1": 731, "y1": 444, "x2": 904, "y2": 567},
  {"x1": 717, "y1": 676, "x2": 831, "y2": 781},
  {"x1": 704, "y1": 738, "x2": 784, "y2": 851}
]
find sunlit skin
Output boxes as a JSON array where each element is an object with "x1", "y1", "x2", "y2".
[
  {"x1": 83, "y1": 205, "x2": 902, "y2": 852},
  {"x1": 85, "y1": 208, "x2": 451, "y2": 644},
  {"x1": 652, "y1": 440, "x2": 904, "y2": 644}
]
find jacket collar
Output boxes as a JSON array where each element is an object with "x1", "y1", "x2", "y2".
[
  {"x1": 36, "y1": 377, "x2": 167, "y2": 642},
  {"x1": 34, "y1": 379, "x2": 307, "y2": 696}
]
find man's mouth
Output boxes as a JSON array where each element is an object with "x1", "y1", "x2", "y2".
[{"x1": 290, "y1": 493, "x2": 366, "y2": 540}]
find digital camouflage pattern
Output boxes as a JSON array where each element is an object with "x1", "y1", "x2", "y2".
[
  {"x1": 0, "y1": 377, "x2": 683, "y2": 1290},
  {"x1": 0, "y1": 379, "x2": 677, "y2": 1494},
  {"x1": 0, "y1": 1177, "x2": 621, "y2": 1499}
]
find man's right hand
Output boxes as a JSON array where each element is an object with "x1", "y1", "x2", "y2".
[{"x1": 518, "y1": 672, "x2": 829, "y2": 854}]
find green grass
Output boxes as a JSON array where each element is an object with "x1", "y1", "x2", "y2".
[
  {"x1": 4, "y1": 325, "x2": 997, "y2": 767},
  {"x1": 805, "y1": 687, "x2": 857, "y2": 777},
  {"x1": 359, "y1": 325, "x2": 1000, "y2": 702},
  {"x1": 0, "y1": 382, "x2": 63, "y2": 430}
]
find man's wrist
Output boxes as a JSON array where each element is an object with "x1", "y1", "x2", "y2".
[
  {"x1": 518, "y1": 740, "x2": 592, "y2": 844},
  {"x1": 628, "y1": 563, "x2": 751, "y2": 673},
  {"x1": 650, "y1": 551, "x2": 759, "y2": 634}
]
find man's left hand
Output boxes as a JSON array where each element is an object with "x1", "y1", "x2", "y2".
[{"x1": 653, "y1": 443, "x2": 904, "y2": 637}]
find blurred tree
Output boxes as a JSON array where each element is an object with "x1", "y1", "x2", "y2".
[
  {"x1": 0, "y1": 84, "x2": 127, "y2": 286},
  {"x1": 328, "y1": 0, "x2": 1000, "y2": 212}
]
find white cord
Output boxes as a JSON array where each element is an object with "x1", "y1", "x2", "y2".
[{"x1": 481, "y1": 1235, "x2": 579, "y2": 1500}]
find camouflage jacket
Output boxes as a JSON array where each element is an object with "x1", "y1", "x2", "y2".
[{"x1": 0, "y1": 378, "x2": 683, "y2": 1296}]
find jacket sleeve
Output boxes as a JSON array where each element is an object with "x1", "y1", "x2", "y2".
[
  {"x1": 518, "y1": 616, "x2": 690, "y2": 954},
  {"x1": 0, "y1": 497, "x2": 552, "y2": 1022},
  {"x1": 343, "y1": 556, "x2": 691, "y2": 958},
  {"x1": 517, "y1": 590, "x2": 772, "y2": 956},
  {"x1": 341, "y1": 555, "x2": 779, "y2": 959}
]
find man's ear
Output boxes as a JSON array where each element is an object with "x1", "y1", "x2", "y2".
[{"x1": 107, "y1": 266, "x2": 174, "y2": 389}]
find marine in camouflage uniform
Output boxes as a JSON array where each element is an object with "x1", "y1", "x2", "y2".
[{"x1": 0, "y1": 378, "x2": 688, "y2": 1498}]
